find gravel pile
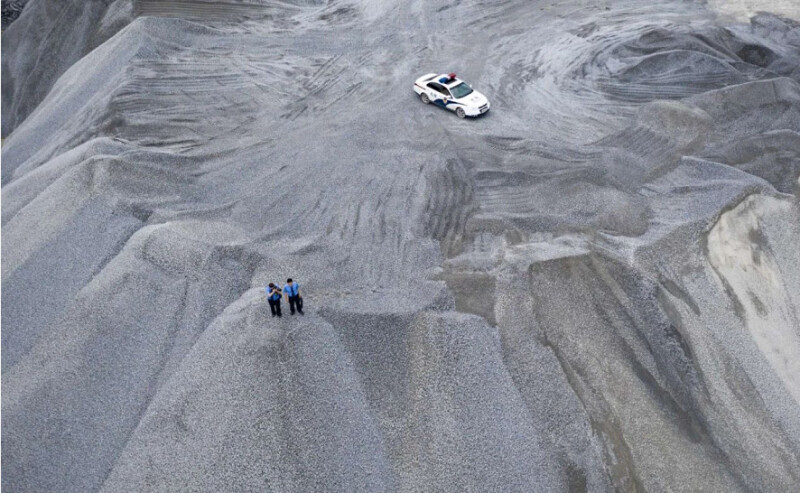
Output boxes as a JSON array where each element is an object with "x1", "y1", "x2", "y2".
[{"x1": 3, "y1": 1, "x2": 799, "y2": 491}]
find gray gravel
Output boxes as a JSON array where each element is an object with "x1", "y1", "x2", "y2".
[
  {"x1": 3, "y1": 1, "x2": 800, "y2": 492},
  {"x1": 1, "y1": 0, "x2": 28, "y2": 29}
]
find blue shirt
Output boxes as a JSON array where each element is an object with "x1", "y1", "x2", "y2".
[
  {"x1": 266, "y1": 286, "x2": 281, "y2": 301},
  {"x1": 283, "y1": 282, "x2": 300, "y2": 297}
]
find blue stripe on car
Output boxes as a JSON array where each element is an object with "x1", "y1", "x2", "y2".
[{"x1": 433, "y1": 98, "x2": 463, "y2": 108}]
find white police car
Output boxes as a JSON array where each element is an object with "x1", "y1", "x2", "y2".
[{"x1": 413, "y1": 73, "x2": 490, "y2": 118}]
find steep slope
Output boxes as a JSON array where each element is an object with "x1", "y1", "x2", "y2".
[
  {"x1": 1, "y1": 0, "x2": 29, "y2": 28},
  {"x1": 1, "y1": 0, "x2": 125, "y2": 137}
]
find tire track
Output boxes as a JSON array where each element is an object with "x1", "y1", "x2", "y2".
[{"x1": 136, "y1": 0, "x2": 285, "y2": 20}]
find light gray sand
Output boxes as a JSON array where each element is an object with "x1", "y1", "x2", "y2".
[{"x1": 2, "y1": 1, "x2": 800, "y2": 491}]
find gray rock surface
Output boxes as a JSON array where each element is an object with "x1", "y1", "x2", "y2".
[
  {"x1": 1, "y1": 0, "x2": 28, "y2": 29},
  {"x1": 2, "y1": 1, "x2": 800, "y2": 492}
]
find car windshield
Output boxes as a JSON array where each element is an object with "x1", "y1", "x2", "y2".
[{"x1": 450, "y1": 82, "x2": 473, "y2": 99}]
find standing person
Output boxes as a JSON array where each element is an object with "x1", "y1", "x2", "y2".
[
  {"x1": 283, "y1": 278, "x2": 303, "y2": 315},
  {"x1": 266, "y1": 282, "x2": 282, "y2": 317}
]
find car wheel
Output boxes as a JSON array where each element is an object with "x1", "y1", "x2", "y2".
[
  {"x1": 420, "y1": 93, "x2": 430, "y2": 104},
  {"x1": 456, "y1": 107, "x2": 466, "y2": 119}
]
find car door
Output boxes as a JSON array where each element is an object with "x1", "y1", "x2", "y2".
[
  {"x1": 439, "y1": 87, "x2": 454, "y2": 110},
  {"x1": 426, "y1": 82, "x2": 448, "y2": 107}
]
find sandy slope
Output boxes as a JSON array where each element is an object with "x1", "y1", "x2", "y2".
[{"x1": 2, "y1": 1, "x2": 800, "y2": 491}]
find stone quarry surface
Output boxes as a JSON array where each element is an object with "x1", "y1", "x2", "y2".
[{"x1": 2, "y1": 1, "x2": 800, "y2": 492}]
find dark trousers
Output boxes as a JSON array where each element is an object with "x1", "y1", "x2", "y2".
[
  {"x1": 288, "y1": 295, "x2": 303, "y2": 314},
  {"x1": 268, "y1": 298, "x2": 282, "y2": 317}
]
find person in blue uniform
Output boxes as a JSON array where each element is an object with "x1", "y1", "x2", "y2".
[
  {"x1": 266, "y1": 282, "x2": 282, "y2": 317},
  {"x1": 283, "y1": 278, "x2": 303, "y2": 315}
]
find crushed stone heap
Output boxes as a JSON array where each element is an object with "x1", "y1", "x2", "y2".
[{"x1": 2, "y1": 1, "x2": 800, "y2": 492}]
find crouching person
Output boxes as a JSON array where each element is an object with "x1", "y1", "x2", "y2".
[
  {"x1": 266, "y1": 282, "x2": 282, "y2": 317},
  {"x1": 283, "y1": 278, "x2": 304, "y2": 315}
]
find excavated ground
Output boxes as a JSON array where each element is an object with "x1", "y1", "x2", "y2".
[{"x1": 2, "y1": 1, "x2": 800, "y2": 492}]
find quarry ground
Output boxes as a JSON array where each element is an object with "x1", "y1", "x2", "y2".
[{"x1": 2, "y1": 0, "x2": 800, "y2": 491}]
